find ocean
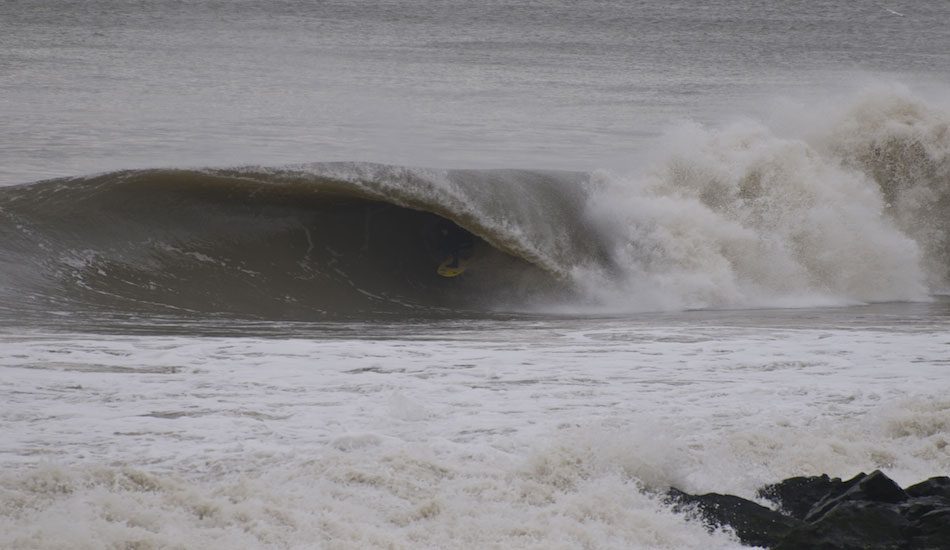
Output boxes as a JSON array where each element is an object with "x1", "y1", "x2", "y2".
[{"x1": 2, "y1": 1, "x2": 949, "y2": 548}]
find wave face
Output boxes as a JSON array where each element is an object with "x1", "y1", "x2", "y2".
[
  {"x1": 1, "y1": 91, "x2": 948, "y2": 320},
  {"x1": 0, "y1": 165, "x2": 598, "y2": 319}
]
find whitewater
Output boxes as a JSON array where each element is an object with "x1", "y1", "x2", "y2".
[
  {"x1": 4, "y1": 310, "x2": 950, "y2": 549},
  {"x1": 2, "y1": 1, "x2": 950, "y2": 548}
]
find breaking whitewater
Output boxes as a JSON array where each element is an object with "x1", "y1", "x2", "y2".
[{"x1": 2, "y1": 90, "x2": 950, "y2": 550}]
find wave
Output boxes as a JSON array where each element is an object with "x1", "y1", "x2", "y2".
[
  {"x1": 0, "y1": 165, "x2": 601, "y2": 319},
  {"x1": 1, "y1": 90, "x2": 948, "y2": 319}
]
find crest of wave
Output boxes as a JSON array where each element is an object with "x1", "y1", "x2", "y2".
[{"x1": 575, "y1": 89, "x2": 946, "y2": 312}]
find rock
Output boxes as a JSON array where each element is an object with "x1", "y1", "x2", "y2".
[
  {"x1": 804, "y1": 470, "x2": 908, "y2": 522},
  {"x1": 905, "y1": 476, "x2": 950, "y2": 499},
  {"x1": 757, "y1": 474, "x2": 841, "y2": 520},
  {"x1": 909, "y1": 506, "x2": 950, "y2": 547},
  {"x1": 774, "y1": 500, "x2": 910, "y2": 550},
  {"x1": 901, "y1": 478, "x2": 950, "y2": 550},
  {"x1": 665, "y1": 488, "x2": 801, "y2": 548},
  {"x1": 667, "y1": 472, "x2": 950, "y2": 550}
]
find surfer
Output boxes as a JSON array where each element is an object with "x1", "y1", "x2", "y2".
[{"x1": 436, "y1": 222, "x2": 474, "y2": 268}]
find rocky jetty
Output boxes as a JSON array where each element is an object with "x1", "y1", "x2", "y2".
[{"x1": 666, "y1": 471, "x2": 950, "y2": 549}]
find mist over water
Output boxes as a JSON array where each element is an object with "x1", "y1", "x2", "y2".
[{"x1": 3, "y1": 1, "x2": 950, "y2": 549}]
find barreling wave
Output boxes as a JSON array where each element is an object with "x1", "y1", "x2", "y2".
[
  {"x1": 1, "y1": 90, "x2": 948, "y2": 320},
  {"x1": 0, "y1": 165, "x2": 602, "y2": 319}
]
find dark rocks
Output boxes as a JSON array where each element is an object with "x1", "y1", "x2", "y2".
[
  {"x1": 665, "y1": 488, "x2": 801, "y2": 548},
  {"x1": 800, "y1": 470, "x2": 908, "y2": 523},
  {"x1": 757, "y1": 474, "x2": 841, "y2": 520},
  {"x1": 666, "y1": 471, "x2": 950, "y2": 550},
  {"x1": 774, "y1": 499, "x2": 910, "y2": 550},
  {"x1": 905, "y1": 476, "x2": 950, "y2": 499}
]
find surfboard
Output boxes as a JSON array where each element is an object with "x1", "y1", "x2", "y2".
[{"x1": 437, "y1": 257, "x2": 466, "y2": 277}]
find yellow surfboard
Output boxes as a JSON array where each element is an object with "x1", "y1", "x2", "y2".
[{"x1": 437, "y1": 258, "x2": 467, "y2": 277}]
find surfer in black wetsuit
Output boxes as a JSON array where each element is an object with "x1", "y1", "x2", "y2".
[{"x1": 436, "y1": 222, "x2": 474, "y2": 268}]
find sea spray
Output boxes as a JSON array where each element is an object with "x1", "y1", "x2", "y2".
[
  {"x1": 576, "y1": 91, "x2": 943, "y2": 312},
  {"x1": 821, "y1": 92, "x2": 950, "y2": 289}
]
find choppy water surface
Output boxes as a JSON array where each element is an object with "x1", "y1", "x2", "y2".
[{"x1": 3, "y1": 302, "x2": 950, "y2": 549}]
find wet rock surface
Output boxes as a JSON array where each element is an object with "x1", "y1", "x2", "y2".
[{"x1": 666, "y1": 471, "x2": 950, "y2": 549}]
